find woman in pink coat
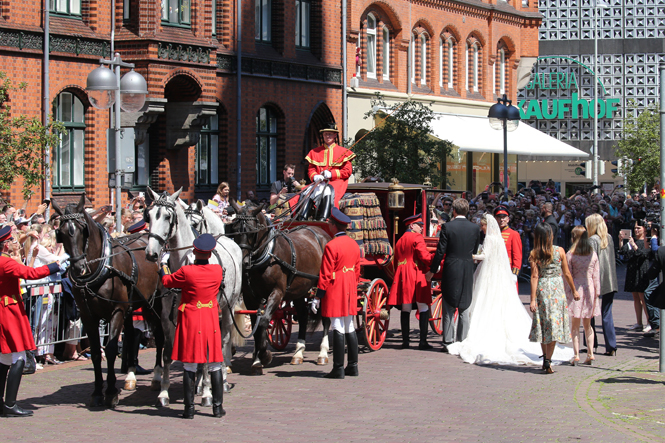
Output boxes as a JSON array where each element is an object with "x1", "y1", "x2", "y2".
[{"x1": 565, "y1": 226, "x2": 601, "y2": 366}]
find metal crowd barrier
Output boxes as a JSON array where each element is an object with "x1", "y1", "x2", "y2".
[{"x1": 21, "y1": 277, "x2": 109, "y2": 351}]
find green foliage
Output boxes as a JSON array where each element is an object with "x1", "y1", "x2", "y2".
[
  {"x1": 0, "y1": 71, "x2": 63, "y2": 201},
  {"x1": 352, "y1": 93, "x2": 453, "y2": 187},
  {"x1": 615, "y1": 100, "x2": 660, "y2": 192}
]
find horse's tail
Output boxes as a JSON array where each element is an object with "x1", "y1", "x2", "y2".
[{"x1": 232, "y1": 301, "x2": 248, "y2": 347}]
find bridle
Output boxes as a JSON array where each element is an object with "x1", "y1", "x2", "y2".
[
  {"x1": 58, "y1": 213, "x2": 90, "y2": 265},
  {"x1": 147, "y1": 195, "x2": 178, "y2": 249},
  {"x1": 184, "y1": 206, "x2": 208, "y2": 234}
]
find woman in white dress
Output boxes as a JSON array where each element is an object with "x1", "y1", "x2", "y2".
[{"x1": 447, "y1": 214, "x2": 573, "y2": 365}]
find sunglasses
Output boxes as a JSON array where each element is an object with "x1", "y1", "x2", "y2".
[{"x1": 443, "y1": 202, "x2": 451, "y2": 206}]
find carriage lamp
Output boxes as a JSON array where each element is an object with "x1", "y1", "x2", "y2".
[
  {"x1": 388, "y1": 178, "x2": 405, "y2": 210},
  {"x1": 488, "y1": 94, "x2": 521, "y2": 203}
]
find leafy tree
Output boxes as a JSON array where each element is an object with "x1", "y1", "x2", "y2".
[
  {"x1": 615, "y1": 100, "x2": 659, "y2": 192},
  {"x1": 352, "y1": 93, "x2": 453, "y2": 187}
]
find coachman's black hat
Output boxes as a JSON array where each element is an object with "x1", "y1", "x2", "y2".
[
  {"x1": 193, "y1": 233, "x2": 216, "y2": 253},
  {"x1": 330, "y1": 207, "x2": 351, "y2": 225},
  {"x1": 404, "y1": 214, "x2": 424, "y2": 225},
  {"x1": 319, "y1": 122, "x2": 339, "y2": 133},
  {"x1": 0, "y1": 225, "x2": 12, "y2": 242},
  {"x1": 127, "y1": 220, "x2": 147, "y2": 234}
]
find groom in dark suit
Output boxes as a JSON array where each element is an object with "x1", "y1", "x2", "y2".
[{"x1": 430, "y1": 198, "x2": 480, "y2": 352}]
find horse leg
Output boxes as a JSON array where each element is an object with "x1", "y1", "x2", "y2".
[
  {"x1": 104, "y1": 309, "x2": 126, "y2": 408},
  {"x1": 195, "y1": 364, "x2": 204, "y2": 396},
  {"x1": 156, "y1": 293, "x2": 175, "y2": 406},
  {"x1": 201, "y1": 363, "x2": 212, "y2": 407},
  {"x1": 251, "y1": 290, "x2": 280, "y2": 375},
  {"x1": 291, "y1": 299, "x2": 309, "y2": 365},
  {"x1": 80, "y1": 312, "x2": 105, "y2": 407},
  {"x1": 220, "y1": 306, "x2": 233, "y2": 392},
  {"x1": 317, "y1": 317, "x2": 331, "y2": 365},
  {"x1": 122, "y1": 318, "x2": 137, "y2": 392}
]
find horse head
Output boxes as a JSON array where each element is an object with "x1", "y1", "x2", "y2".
[
  {"x1": 53, "y1": 193, "x2": 92, "y2": 278},
  {"x1": 183, "y1": 199, "x2": 207, "y2": 234},
  {"x1": 227, "y1": 199, "x2": 267, "y2": 267},
  {"x1": 144, "y1": 186, "x2": 182, "y2": 262}
]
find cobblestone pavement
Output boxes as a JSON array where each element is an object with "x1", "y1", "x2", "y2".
[{"x1": 4, "y1": 265, "x2": 665, "y2": 442}]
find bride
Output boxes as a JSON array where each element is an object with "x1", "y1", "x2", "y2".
[{"x1": 447, "y1": 214, "x2": 573, "y2": 365}]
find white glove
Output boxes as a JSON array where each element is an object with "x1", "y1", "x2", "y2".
[
  {"x1": 160, "y1": 252, "x2": 170, "y2": 265},
  {"x1": 472, "y1": 254, "x2": 485, "y2": 261},
  {"x1": 313, "y1": 174, "x2": 324, "y2": 183},
  {"x1": 323, "y1": 170, "x2": 332, "y2": 180},
  {"x1": 310, "y1": 298, "x2": 320, "y2": 314}
]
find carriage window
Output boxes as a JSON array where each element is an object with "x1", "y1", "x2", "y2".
[
  {"x1": 53, "y1": 92, "x2": 85, "y2": 191},
  {"x1": 196, "y1": 115, "x2": 219, "y2": 187},
  {"x1": 256, "y1": 107, "x2": 278, "y2": 190}
]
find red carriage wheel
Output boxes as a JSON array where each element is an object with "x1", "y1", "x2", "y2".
[
  {"x1": 267, "y1": 305, "x2": 292, "y2": 351},
  {"x1": 429, "y1": 293, "x2": 444, "y2": 335},
  {"x1": 362, "y1": 278, "x2": 390, "y2": 351}
]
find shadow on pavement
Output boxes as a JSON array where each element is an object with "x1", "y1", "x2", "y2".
[{"x1": 597, "y1": 376, "x2": 664, "y2": 385}]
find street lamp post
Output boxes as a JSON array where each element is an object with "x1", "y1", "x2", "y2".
[
  {"x1": 488, "y1": 94, "x2": 521, "y2": 203},
  {"x1": 593, "y1": 0, "x2": 609, "y2": 193},
  {"x1": 86, "y1": 53, "x2": 147, "y2": 231}
]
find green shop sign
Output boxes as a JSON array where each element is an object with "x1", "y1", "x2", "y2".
[{"x1": 518, "y1": 56, "x2": 620, "y2": 120}]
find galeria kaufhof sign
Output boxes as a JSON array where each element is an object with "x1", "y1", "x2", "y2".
[{"x1": 519, "y1": 60, "x2": 620, "y2": 120}]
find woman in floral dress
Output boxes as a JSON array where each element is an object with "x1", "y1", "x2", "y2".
[{"x1": 529, "y1": 223, "x2": 579, "y2": 374}]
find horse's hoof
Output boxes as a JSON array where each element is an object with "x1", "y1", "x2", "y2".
[
  {"x1": 226, "y1": 366, "x2": 232, "y2": 374},
  {"x1": 260, "y1": 350, "x2": 273, "y2": 366},
  {"x1": 124, "y1": 380, "x2": 137, "y2": 391},
  {"x1": 316, "y1": 356, "x2": 329, "y2": 365},
  {"x1": 251, "y1": 364, "x2": 263, "y2": 376},
  {"x1": 104, "y1": 393, "x2": 119, "y2": 408},
  {"x1": 223, "y1": 382, "x2": 233, "y2": 393},
  {"x1": 290, "y1": 356, "x2": 303, "y2": 365},
  {"x1": 90, "y1": 395, "x2": 105, "y2": 408},
  {"x1": 150, "y1": 380, "x2": 161, "y2": 391},
  {"x1": 157, "y1": 397, "x2": 170, "y2": 408},
  {"x1": 201, "y1": 397, "x2": 213, "y2": 407}
]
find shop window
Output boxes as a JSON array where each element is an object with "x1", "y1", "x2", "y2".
[{"x1": 53, "y1": 92, "x2": 85, "y2": 191}]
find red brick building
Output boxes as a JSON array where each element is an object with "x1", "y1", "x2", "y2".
[{"x1": 0, "y1": 0, "x2": 343, "y2": 211}]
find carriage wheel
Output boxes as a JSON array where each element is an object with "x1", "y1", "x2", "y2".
[
  {"x1": 267, "y1": 307, "x2": 292, "y2": 351},
  {"x1": 429, "y1": 293, "x2": 444, "y2": 335},
  {"x1": 361, "y1": 278, "x2": 390, "y2": 351}
]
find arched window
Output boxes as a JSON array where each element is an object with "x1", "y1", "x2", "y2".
[
  {"x1": 382, "y1": 27, "x2": 390, "y2": 80},
  {"x1": 472, "y1": 43, "x2": 479, "y2": 92},
  {"x1": 255, "y1": 0, "x2": 271, "y2": 43},
  {"x1": 499, "y1": 48, "x2": 506, "y2": 94},
  {"x1": 465, "y1": 44, "x2": 469, "y2": 91},
  {"x1": 410, "y1": 34, "x2": 415, "y2": 84},
  {"x1": 256, "y1": 107, "x2": 278, "y2": 190},
  {"x1": 420, "y1": 34, "x2": 427, "y2": 85},
  {"x1": 447, "y1": 39, "x2": 454, "y2": 89},
  {"x1": 366, "y1": 14, "x2": 377, "y2": 79},
  {"x1": 196, "y1": 115, "x2": 219, "y2": 187},
  {"x1": 53, "y1": 92, "x2": 85, "y2": 191}
]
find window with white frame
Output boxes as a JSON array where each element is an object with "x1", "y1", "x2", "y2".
[
  {"x1": 50, "y1": 0, "x2": 81, "y2": 15},
  {"x1": 196, "y1": 115, "x2": 219, "y2": 186},
  {"x1": 465, "y1": 44, "x2": 469, "y2": 91},
  {"x1": 420, "y1": 35, "x2": 427, "y2": 85},
  {"x1": 53, "y1": 92, "x2": 85, "y2": 191},
  {"x1": 410, "y1": 34, "x2": 415, "y2": 84},
  {"x1": 447, "y1": 39, "x2": 454, "y2": 89},
  {"x1": 161, "y1": 0, "x2": 191, "y2": 26},
  {"x1": 472, "y1": 43, "x2": 479, "y2": 92},
  {"x1": 295, "y1": 0, "x2": 310, "y2": 49},
  {"x1": 439, "y1": 38, "x2": 443, "y2": 87},
  {"x1": 499, "y1": 48, "x2": 506, "y2": 94},
  {"x1": 382, "y1": 27, "x2": 390, "y2": 80},
  {"x1": 255, "y1": 0, "x2": 271, "y2": 43},
  {"x1": 366, "y1": 14, "x2": 377, "y2": 79}
]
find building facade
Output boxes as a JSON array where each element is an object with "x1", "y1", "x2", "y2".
[{"x1": 0, "y1": 0, "x2": 344, "y2": 211}]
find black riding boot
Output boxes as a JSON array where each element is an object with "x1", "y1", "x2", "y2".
[
  {"x1": 324, "y1": 331, "x2": 345, "y2": 379},
  {"x1": 182, "y1": 370, "x2": 196, "y2": 419},
  {"x1": 210, "y1": 370, "x2": 226, "y2": 418},
  {"x1": 401, "y1": 311, "x2": 411, "y2": 349},
  {"x1": 344, "y1": 332, "x2": 359, "y2": 376},
  {"x1": 418, "y1": 309, "x2": 433, "y2": 350},
  {"x1": 296, "y1": 198, "x2": 314, "y2": 221},
  {"x1": 0, "y1": 363, "x2": 8, "y2": 415},
  {"x1": 316, "y1": 195, "x2": 333, "y2": 221},
  {"x1": 3, "y1": 359, "x2": 33, "y2": 417}
]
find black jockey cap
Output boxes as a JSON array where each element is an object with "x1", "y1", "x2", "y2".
[
  {"x1": 330, "y1": 207, "x2": 351, "y2": 225},
  {"x1": 404, "y1": 213, "x2": 424, "y2": 225},
  {"x1": 0, "y1": 225, "x2": 11, "y2": 243},
  {"x1": 494, "y1": 205, "x2": 510, "y2": 218},
  {"x1": 320, "y1": 122, "x2": 339, "y2": 133},
  {"x1": 127, "y1": 220, "x2": 147, "y2": 234},
  {"x1": 193, "y1": 233, "x2": 216, "y2": 253}
]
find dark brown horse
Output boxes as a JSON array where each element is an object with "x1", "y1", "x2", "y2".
[
  {"x1": 226, "y1": 200, "x2": 331, "y2": 374},
  {"x1": 52, "y1": 195, "x2": 174, "y2": 407}
]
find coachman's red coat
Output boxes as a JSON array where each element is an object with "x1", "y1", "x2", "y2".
[
  {"x1": 306, "y1": 143, "x2": 355, "y2": 208},
  {"x1": 388, "y1": 231, "x2": 433, "y2": 306},
  {"x1": 501, "y1": 227, "x2": 523, "y2": 271},
  {"x1": 0, "y1": 256, "x2": 53, "y2": 354},
  {"x1": 162, "y1": 263, "x2": 224, "y2": 363},
  {"x1": 318, "y1": 234, "x2": 361, "y2": 318}
]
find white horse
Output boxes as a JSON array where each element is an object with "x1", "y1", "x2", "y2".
[
  {"x1": 144, "y1": 187, "x2": 243, "y2": 405},
  {"x1": 184, "y1": 199, "x2": 331, "y2": 367}
]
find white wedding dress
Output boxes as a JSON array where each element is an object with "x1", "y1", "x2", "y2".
[{"x1": 447, "y1": 215, "x2": 574, "y2": 366}]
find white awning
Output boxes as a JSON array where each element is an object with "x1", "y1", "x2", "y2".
[{"x1": 429, "y1": 113, "x2": 589, "y2": 157}]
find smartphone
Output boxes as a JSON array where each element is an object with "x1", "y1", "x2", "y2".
[
  {"x1": 42, "y1": 198, "x2": 51, "y2": 207},
  {"x1": 139, "y1": 192, "x2": 145, "y2": 198},
  {"x1": 620, "y1": 229, "x2": 632, "y2": 239}
]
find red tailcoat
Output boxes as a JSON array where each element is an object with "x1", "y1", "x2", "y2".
[
  {"x1": 0, "y1": 256, "x2": 53, "y2": 354},
  {"x1": 306, "y1": 143, "x2": 355, "y2": 208},
  {"x1": 162, "y1": 263, "x2": 223, "y2": 363},
  {"x1": 501, "y1": 227, "x2": 523, "y2": 271},
  {"x1": 388, "y1": 231, "x2": 433, "y2": 306},
  {"x1": 318, "y1": 233, "x2": 361, "y2": 318}
]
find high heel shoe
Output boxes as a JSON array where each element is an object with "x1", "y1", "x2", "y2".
[
  {"x1": 583, "y1": 357, "x2": 595, "y2": 366},
  {"x1": 44, "y1": 356, "x2": 62, "y2": 365},
  {"x1": 570, "y1": 356, "x2": 580, "y2": 366},
  {"x1": 602, "y1": 349, "x2": 617, "y2": 357},
  {"x1": 543, "y1": 359, "x2": 554, "y2": 374}
]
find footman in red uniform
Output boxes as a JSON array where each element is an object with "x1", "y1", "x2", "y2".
[
  {"x1": 160, "y1": 233, "x2": 225, "y2": 419},
  {"x1": 494, "y1": 205, "x2": 522, "y2": 289},
  {"x1": 388, "y1": 214, "x2": 434, "y2": 350},
  {"x1": 0, "y1": 226, "x2": 60, "y2": 417},
  {"x1": 313, "y1": 207, "x2": 361, "y2": 379}
]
